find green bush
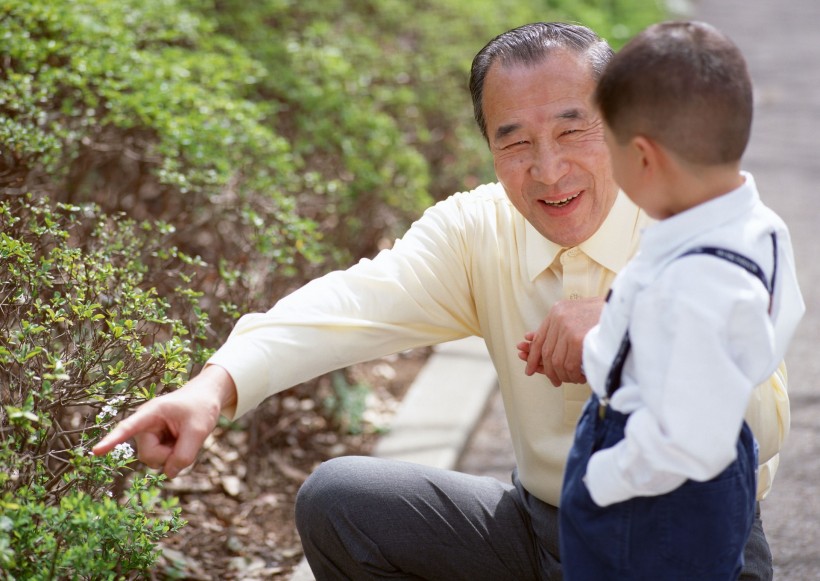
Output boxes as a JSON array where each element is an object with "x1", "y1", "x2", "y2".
[
  {"x1": 0, "y1": 474, "x2": 183, "y2": 579},
  {"x1": 0, "y1": 194, "x2": 197, "y2": 577},
  {"x1": 1, "y1": 0, "x2": 667, "y2": 322},
  {"x1": 1, "y1": 0, "x2": 328, "y2": 336},
  {"x1": 197, "y1": 0, "x2": 667, "y2": 257}
]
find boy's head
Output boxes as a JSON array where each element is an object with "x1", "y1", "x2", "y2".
[{"x1": 595, "y1": 20, "x2": 753, "y2": 166}]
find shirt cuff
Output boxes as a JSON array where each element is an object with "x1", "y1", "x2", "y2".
[
  {"x1": 207, "y1": 335, "x2": 273, "y2": 419},
  {"x1": 584, "y1": 447, "x2": 636, "y2": 507}
]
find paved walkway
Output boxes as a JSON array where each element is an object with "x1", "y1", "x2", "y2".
[{"x1": 460, "y1": 1, "x2": 820, "y2": 578}]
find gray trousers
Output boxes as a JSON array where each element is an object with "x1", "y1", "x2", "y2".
[{"x1": 295, "y1": 456, "x2": 773, "y2": 581}]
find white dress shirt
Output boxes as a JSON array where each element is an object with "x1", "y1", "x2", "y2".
[{"x1": 583, "y1": 173, "x2": 804, "y2": 507}]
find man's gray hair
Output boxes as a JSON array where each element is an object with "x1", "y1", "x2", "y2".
[{"x1": 469, "y1": 22, "x2": 613, "y2": 142}]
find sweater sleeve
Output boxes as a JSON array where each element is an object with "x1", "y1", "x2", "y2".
[{"x1": 208, "y1": 194, "x2": 483, "y2": 418}]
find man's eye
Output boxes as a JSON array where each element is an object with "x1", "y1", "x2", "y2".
[
  {"x1": 561, "y1": 129, "x2": 580, "y2": 136},
  {"x1": 504, "y1": 140, "x2": 528, "y2": 149}
]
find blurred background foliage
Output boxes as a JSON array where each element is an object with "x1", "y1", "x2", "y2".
[{"x1": 2, "y1": 0, "x2": 667, "y2": 336}]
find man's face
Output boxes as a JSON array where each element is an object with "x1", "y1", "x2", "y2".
[{"x1": 483, "y1": 50, "x2": 619, "y2": 247}]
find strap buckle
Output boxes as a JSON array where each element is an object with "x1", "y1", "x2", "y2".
[{"x1": 598, "y1": 396, "x2": 610, "y2": 420}]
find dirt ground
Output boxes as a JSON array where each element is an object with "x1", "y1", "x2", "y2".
[{"x1": 148, "y1": 348, "x2": 431, "y2": 580}]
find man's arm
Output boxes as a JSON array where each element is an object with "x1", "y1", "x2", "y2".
[
  {"x1": 95, "y1": 193, "x2": 487, "y2": 475},
  {"x1": 745, "y1": 361, "x2": 790, "y2": 499},
  {"x1": 207, "y1": 194, "x2": 484, "y2": 419},
  {"x1": 92, "y1": 364, "x2": 237, "y2": 478},
  {"x1": 745, "y1": 360, "x2": 789, "y2": 464}
]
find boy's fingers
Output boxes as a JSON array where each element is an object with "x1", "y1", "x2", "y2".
[{"x1": 524, "y1": 332, "x2": 545, "y2": 376}]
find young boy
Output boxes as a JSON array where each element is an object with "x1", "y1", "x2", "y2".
[{"x1": 557, "y1": 21, "x2": 805, "y2": 579}]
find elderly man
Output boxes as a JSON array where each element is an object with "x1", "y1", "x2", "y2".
[{"x1": 96, "y1": 22, "x2": 786, "y2": 580}]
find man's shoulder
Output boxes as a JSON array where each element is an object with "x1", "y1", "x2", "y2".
[
  {"x1": 435, "y1": 182, "x2": 515, "y2": 219},
  {"x1": 432, "y1": 182, "x2": 521, "y2": 231},
  {"x1": 449, "y1": 181, "x2": 508, "y2": 203},
  {"x1": 410, "y1": 182, "x2": 523, "y2": 250}
]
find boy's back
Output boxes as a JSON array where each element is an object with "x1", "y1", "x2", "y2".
[
  {"x1": 559, "y1": 20, "x2": 805, "y2": 580},
  {"x1": 582, "y1": 172, "x2": 802, "y2": 505}
]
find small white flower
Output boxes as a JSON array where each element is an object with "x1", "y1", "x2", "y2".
[
  {"x1": 97, "y1": 396, "x2": 127, "y2": 422},
  {"x1": 97, "y1": 405, "x2": 116, "y2": 421},
  {"x1": 111, "y1": 442, "x2": 134, "y2": 461}
]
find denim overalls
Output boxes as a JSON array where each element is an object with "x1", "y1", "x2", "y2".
[{"x1": 559, "y1": 237, "x2": 777, "y2": 580}]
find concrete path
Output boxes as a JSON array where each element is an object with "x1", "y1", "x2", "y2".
[{"x1": 461, "y1": 1, "x2": 820, "y2": 578}]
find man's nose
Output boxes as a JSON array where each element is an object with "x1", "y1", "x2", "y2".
[{"x1": 530, "y1": 142, "x2": 570, "y2": 185}]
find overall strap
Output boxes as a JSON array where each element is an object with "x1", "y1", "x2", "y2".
[
  {"x1": 604, "y1": 232, "x2": 778, "y2": 400},
  {"x1": 678, "y1": 230, "x2": 778, "y2": 313}
]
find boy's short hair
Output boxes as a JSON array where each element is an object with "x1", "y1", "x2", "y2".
[{"x1": 595, "y1": 21, "x2": 753, "y2": 165}]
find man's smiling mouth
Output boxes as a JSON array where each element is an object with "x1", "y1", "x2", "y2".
[{"x1": 542, "y1": 193, "x2": 580, "y2": 208}]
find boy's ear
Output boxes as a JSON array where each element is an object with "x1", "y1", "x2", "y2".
[{"x1": 631, "y1": 135, "x2": 660, "y2": 172}]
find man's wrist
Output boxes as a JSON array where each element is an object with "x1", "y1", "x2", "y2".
[{"x1": 200, "y1": 364, "x2": 238, "y2": 411}]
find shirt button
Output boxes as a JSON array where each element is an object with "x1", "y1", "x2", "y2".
[
  {"x1": 569, "y1": 292, "x2": 580, "y2": 300},
  {"x1": 567, "y1": 248, "x2": 579, "y2": 258}
]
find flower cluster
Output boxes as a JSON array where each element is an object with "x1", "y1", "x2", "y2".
[
  {"x1": 111, "y1": 443, "x2": 135, "y2": 461},
  {"x1": 97, "y1": 396, "x2": 127, "y2": 422}
]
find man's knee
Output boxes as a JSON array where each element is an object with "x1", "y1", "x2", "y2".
[
  {"x1": 295, "y1": 455, "x2": 373, "y2": 536},
  {"x1": 740, "y1": 505, "x2": 773, "y2": 581}
]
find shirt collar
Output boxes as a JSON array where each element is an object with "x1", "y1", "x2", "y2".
[
  {"x1": 639, "y1": 171, "x2": 758, "y2": 262},
  {"x1": 525, "y1": 191, "x2": 647, "y2": 281}
]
